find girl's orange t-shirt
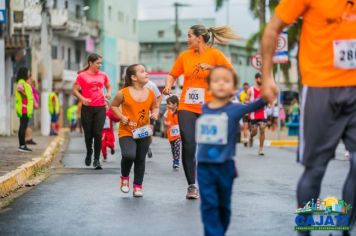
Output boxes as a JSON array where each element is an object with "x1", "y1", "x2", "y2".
[
  {"x1": 118, "y1": 87, "x2": 155, "y2": 138},
  {"x1": 169, "y1": 47, "x2": 232, "y2": 114},
  {"x1": 165, "y1": 110, "x2": 180, "y2": 141}
]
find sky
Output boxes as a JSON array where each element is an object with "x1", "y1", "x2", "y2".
[{"x1": 138, "y1": 0, "x2": 259, "y2": 40}]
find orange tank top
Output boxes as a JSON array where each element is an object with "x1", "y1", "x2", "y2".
[
  {"x1": 119, "y1": 87, "x2": 155, "y2": 138},
  {"x1": 165, "y1": 110, "x2": 180, "y2": 141}
]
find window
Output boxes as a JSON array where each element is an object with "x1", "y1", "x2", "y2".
[
  {"x1": 231, "y1": 53, "x2": 238, "y2": 64},
  {"x1": 118, "y1": 11, "x2": 124, "y2": 22},
  {"x1": 64, "y1": 1, "x2": 68, "y2": 9},
  {"x1": 51, "y1": 46, "x2": 58, "y2": 59},
  {"x1": 61, "y1": 46, "x2": 65, "y2": 60},
  {"x1": 158, "y1": 30, "x2": 164, "y2": 38},
  {"x1": 53, "y1": 0, "x2": 57, "y2": 9},
  {"x1": 75, "y1": 4, "x2": 81, "y2": 19},
  {"x1": 75, "y1": 49, "x2": 81, "y2": 64},
  {"x1": 67, "y1": 48, "x2": 71, "y2": 69},
  {"x1": 132, "y1": 19, "x2": 136, "y2": 33},
  {"x1": 108, "y1": 6, "x2": 112, "y2": 20}
]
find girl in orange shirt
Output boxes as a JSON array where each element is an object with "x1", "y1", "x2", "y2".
[
  {"x1": 164, "y1": 95, "x2": 181, "y2": 170},
  {"x1": 110, "y1": 64, "x2": 159, "y2": 197},
  {"x1": 163, "y1": 25, "x2": 239, "y2": 199}
]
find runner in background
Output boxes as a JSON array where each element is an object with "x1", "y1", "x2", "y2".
[
  {"x1": 164, "y1": 95, "x2": 181, "y2": 170},
  {"x1": 163, "y1": 24, "x2": 239, "y2": 199},
  {"x1": 261, "y1": 0, "x2": 356, "y2": 234},
  {"x1": 239, "y1": 82, "x2": 250, "y2": 146},
  {"x1": 66, "y1": 103, "x2": 78, "y2": 132},
  {"x1": 144, "y1": 80, "x2": 162, "y2": 158},
  {"x1": 73, "y1": 53, "x2": 112, "y2": 170},
  {"x1": 246, "y1": 73, "x2": 267, "y2": 155}
]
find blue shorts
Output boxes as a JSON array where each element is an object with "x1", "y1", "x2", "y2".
[{"x1": 51, "y1": 114, "x2": 58, "y2": 123}]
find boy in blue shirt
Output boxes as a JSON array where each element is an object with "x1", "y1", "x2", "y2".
[{"x1": 196, "y1": 66, "x2": 266, "y2": 236}]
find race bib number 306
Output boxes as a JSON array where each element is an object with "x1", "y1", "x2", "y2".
[
  {"x1": 132, "y1": 125, "x2": 153, "y2": 139},
  {"x1": 333, "y1": 40, "x2": 356, "y2": 69},
  {"x1": 196, "y1": 113, "x2": 228, "y2": 145},
  {"x1": 185, "y1": 88, "x2": 205, "y2": 104}
]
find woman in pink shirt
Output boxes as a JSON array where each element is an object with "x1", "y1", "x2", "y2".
[{"x1": 73, "y1": 53, "x2": 112, "y2": 169}]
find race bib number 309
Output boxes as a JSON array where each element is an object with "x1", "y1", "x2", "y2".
[
  {"x1": 333, "y1": 40, "x2": 356, "y2": 69},
  {"x1": 196, "y1": 113, "x2": 228, "y2": 145}
]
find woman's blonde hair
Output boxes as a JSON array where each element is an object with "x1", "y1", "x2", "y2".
[{"x1": 190, "y1": 25, "x2": 240, "y2": 46}]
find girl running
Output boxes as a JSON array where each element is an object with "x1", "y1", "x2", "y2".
[
  {"x1": 163, "y1": 25, "x2": 239, "y2": 199},
  {"x1": 73, "y1": 53, "x2": 112, "y2": 170},
  {"x1": 111, "y1": 64, "x2": 159, "y2": 197},
  {"x1": 196, "y1": 66, "x2": 265, "y2": 236},
  {"x1": 164, "y1": 95, "x2": 181, "y2": 170}
]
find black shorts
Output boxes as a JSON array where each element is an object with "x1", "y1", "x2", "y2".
[
  {"x1": 298, "y1": 86, "x2": 356, "y2": 167},
  {"x1": 250, "y1": 119, "x2": 267, "y2": 127}
]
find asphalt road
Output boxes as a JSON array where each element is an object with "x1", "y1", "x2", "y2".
[{"x1": 0, "y1": 134, "x2": 354, "y2": 236}]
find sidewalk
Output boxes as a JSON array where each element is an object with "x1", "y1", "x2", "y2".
[
  {"x1": 0, "y1": 133, "x2": 55, "y2": 177},
  {"x1": 0, "y1": 130, "x2": 67, "y2": 198}
]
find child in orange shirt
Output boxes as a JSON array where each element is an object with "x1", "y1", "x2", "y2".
[
  {"x1": 164, "y1": 95, "x2": 181, "y2": 170},
  {"x1": 110, "y1": 64, "x2": 159, "y2": 197}
]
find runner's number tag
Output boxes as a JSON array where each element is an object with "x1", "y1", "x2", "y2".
[
  {"x1": 132, "y1": 125, "x2": 153, "y2": 139},
  {"x1": 333, "y1": 39, "x2": 356, "y2": 69},
  {"x1": 103, "y1": 117, "x2": 110, "y2": 129},
  {"x1": 185, "y1": 88, "x2": 205, "y2": 104},
  {"x1": 196, "y1": 113, "x2": 228, "y2": 145},
  {"x1": 170, "y1": 125, "x2": 180, "y2": 137}
]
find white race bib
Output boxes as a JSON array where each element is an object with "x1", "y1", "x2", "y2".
[
  {"x1": 333, "y1": 40, "x2": 356, "y2": 69},
  {"x1": 196, "y1": 113, "x2": 228, "y2": 145},
  {"x1": 103, "y1": 117, "x2": 110, "y2": 129},
  {"x1": 132, "y1": 125, "x2": 153, "y2": 139},
  {"x1": 185, "y1": 88, "x2": 205, "y2": 104},
  {"x1": 170, "y1": 125, "x2": 180, "y2": 137}
]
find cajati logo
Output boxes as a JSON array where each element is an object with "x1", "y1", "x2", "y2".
[{"x1": 295, "y1": 197, "x2": 352, "y2": 231}]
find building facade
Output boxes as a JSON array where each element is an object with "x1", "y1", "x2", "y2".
[{"x1": 86, "y1": 0, "x2": 139, "y2": 95}]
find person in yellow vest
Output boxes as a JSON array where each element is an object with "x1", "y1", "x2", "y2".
[
  {"x1": 48, "y1": 90, "x2": 60, "y2": 136},
  {"x1": 66, "y1": 103, "x2": 78, "y2": 132},
  {"x1": 239, "y1": 82, "x2": 250, "y2": 147},
  {"x1": 15, "y1": 67, "x2": 34, "y2": 152}
]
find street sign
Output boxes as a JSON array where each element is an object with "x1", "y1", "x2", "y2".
[
  {"x1": 0, "y1": 0, "x2": 5, "y2": 24},
  {"x1": 250, "y1": 53, "x2": 262, "y2": 70},
  {"x1": 273, "y1": 31, "x2": 288, "y2": 64}
]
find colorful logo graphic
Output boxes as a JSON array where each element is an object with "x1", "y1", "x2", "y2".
[{"x1": 295, "y1": 197, "x2": 352, "y2": 231}]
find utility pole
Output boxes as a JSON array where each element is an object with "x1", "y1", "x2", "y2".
[
  {"x1": 173, "y1": 2, "x2": 189, "y2": 95},
  {"x1": 40, "y1": 0, "x2": 52, "y2": 136}
]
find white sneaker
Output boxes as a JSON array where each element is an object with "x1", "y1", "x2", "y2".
[
  {"x1": 133, "y1": 185, "x2": 143, "y2": 197},
  {"x1": 120, "y1": 177, "x2": 130, "y2": 193}
]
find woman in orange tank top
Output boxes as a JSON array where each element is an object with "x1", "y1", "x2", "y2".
[
  {"x1": 111, "y1": 64, "x2": 159, "y2": 198},
  {"x1": 162, "y1": 25, "x2": 239, "y2": 199}
]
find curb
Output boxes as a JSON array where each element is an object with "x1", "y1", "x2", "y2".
[
  {"x1": 265, "y1": 140, "x2": 299, "y2": 147},
  {"x1": 0, "y1": 129, "x2": 68, "y2": 198}
]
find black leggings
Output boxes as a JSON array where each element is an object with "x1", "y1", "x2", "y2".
[
  {"x1": 18, "y1": 116, "x2": 29, "y2": 147},
  {"x1": 81, "y1": 105, "x2": 106, "y2": 161},
  {"x1": 119, "y1": 136, "x2": 150, "y2": 185},
  {"x1": 297, "y1": 153, "x2": 356, "y2": 229},
  {"x1": 178, "y1": 110, "x2": 199, "y2": 185}
]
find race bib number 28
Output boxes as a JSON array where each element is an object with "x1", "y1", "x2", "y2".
[{"x1": 333, "y1": 40, "x2": 356, "y2": 69}]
